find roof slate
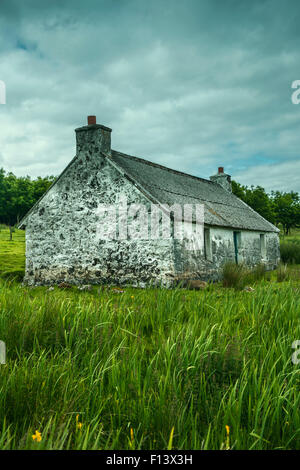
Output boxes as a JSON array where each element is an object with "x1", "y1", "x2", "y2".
[{"x1": 110, "y1": 150, "x2": 279, "y2": 233}]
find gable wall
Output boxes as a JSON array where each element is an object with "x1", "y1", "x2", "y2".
[{"x1": 24, "y1": 153, "x2": 176, "y2": 286}]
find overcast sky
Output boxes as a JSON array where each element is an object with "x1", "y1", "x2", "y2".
[{"x1": 0, "y1": 0, "x2": 300, "y2": 193}]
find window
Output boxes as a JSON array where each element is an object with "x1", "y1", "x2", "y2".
[
  {"x1": 260, "y1": 234, "x2": 266, "y2": 258},
  {"x1": 204, "y1": 228, "x2": 212, "y2": 261}
]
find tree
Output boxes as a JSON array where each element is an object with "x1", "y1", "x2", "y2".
[
  {"x1": 232, "y1": 181, "x2": 275, "y2": 224},
  {"x1": 271, "y1": 191, "x2": 300, "y2": 235},
  {"x1": 0, "y1": 168, "x2": 56, "y2": 234},
  {"x1": 232, "y1": 180, "x2": 300, "y2": 232}
]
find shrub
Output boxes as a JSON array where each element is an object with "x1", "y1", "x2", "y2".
[
  {"x1": 280, "y1": 242, "x2": 300, "y2": 264},
  {"x1": 222, "y1": 262, "x2": 268, "y2": 289},
  {"x1": 222, "y1": 262, "x2": 250, "y2": 289}
]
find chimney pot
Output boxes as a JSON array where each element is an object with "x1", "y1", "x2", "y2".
[
  {"x1": 87, "y1": 115, "x2": 97, "y2": 125},
  {"x1": 210, "y1": 166, "x2": 232, "y2": 192}
]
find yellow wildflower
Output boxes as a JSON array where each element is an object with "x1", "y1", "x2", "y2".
[
  {"x1": 167, "y1": 426, "x2": 175, "y2": 450},
  {"x1": 128, "y1": 427, "x2": 135, "y2": 449},
  {"x1": 32, "y1": 430, "x2": 42, "y2": 442},
  {"x1": 225, "y1": 425, "x2": 230, "y2": 450},
  {"x1": 76, "y1": 414, "x2": 83, "y2": 430}
]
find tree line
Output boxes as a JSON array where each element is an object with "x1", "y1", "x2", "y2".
[
  {"x1": 0, "y1": 167, "x2": 299, "y2": 234},
  {"x1": 232, "y1": 181, "x2": 300, "y2": 234},
  {"x1": 0, "y1": 168, "x2": 55, "y2": 227}
]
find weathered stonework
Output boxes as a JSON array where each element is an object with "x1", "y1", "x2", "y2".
[
  {"x1": 172, "y1": 227, "x2": 279, "y2": 282},
  {"x1": 24, "y1": 153, "x2": 175, "y2": 286},
  {"x1": 20, "y1": 119, "x2": 280, "y2": 287}
]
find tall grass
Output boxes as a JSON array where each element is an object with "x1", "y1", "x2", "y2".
[
  {"x1": 280, "y1": 241, "x2": 300, "y2": 264},
  {"x1": 0, "y1": 226, "x2": 299, "y2": 449},
  {"x1": 0, "y1": 279, "x2": 299, "y2": 450},
  {"x1": 222, "y1": 262, "x2": 267, "y2": 290}
]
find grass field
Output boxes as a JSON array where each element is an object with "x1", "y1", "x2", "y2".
[
  {"x1": 0, "y1": 227, "x2": 299, "y2": 450},
  {"x1": 0, "y1": 225, "x2": 25, "y2": 280}
]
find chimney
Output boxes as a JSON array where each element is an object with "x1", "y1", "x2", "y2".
[
  {"x1": 210, "y1": 166, "x2": 232, "y2": 192},
  {"x1": 87, "y1": 115, "x2": 97, "y2": 125},
  {"x1": 75, "y1": 115, "x2": 112, "y2": 156}
]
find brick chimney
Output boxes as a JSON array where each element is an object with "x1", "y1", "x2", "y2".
[
  {"x1": 75, "y1": 116, "x2": 112, "y2": 156},
  {"x1": 210, "y1": 166, "x2": 232, "y2": 192}
]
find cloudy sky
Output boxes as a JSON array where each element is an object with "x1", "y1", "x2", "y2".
[{"x1": 0, "y1": 0, "x2": 300, "y2": 192}]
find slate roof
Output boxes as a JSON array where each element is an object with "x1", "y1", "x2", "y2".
[
  {"x1": 18, "y1": 146, "x2": 279, "y2": 233},
  {"x1": 110, "y1": 150, "x2": 279, "y2": 233}
]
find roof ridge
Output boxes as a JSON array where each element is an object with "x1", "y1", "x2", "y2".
[{"x1": 111, "y1": 149, "x2": 215, "y2": 185}]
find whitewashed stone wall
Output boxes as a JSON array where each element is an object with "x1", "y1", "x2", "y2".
[
  {"x1": 24, "y1": 152, "x2": 176, "y2": 286},
  {"x1": 172, "y1": 226, "x2": 280, "y2": 282}
]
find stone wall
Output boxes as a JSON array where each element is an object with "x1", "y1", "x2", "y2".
[{"x1": 172, "y1": 226, "x2": 280, "y2": 282}]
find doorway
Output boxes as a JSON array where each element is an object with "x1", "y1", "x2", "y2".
[{"x1": 233, "y1": 231, "x2": 241, "y2": 264}]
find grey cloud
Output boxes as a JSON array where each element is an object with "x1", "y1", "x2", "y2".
[{"x1": 0, "y1": 0, "x2": 299, "y2": 192}]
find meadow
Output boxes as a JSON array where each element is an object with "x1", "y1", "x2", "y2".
[{"x1": 0, "y1": 226, "x2": 299, "y2": 450}]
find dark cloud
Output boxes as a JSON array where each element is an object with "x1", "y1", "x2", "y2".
[{"x1": 0, "y1": 0, "x2": 300, "y2": 192}]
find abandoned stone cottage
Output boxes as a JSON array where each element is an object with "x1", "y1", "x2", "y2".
[{"x1": 19, "y1": 116, "x2": 280, "y2": 286}]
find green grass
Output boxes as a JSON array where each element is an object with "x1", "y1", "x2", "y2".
[
  {"x1": 0, "y1": 226, "x2": 299, "y2": 450},
  {"x1": 0, "y1": 226, "x2": 25, "y2": 280}
]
